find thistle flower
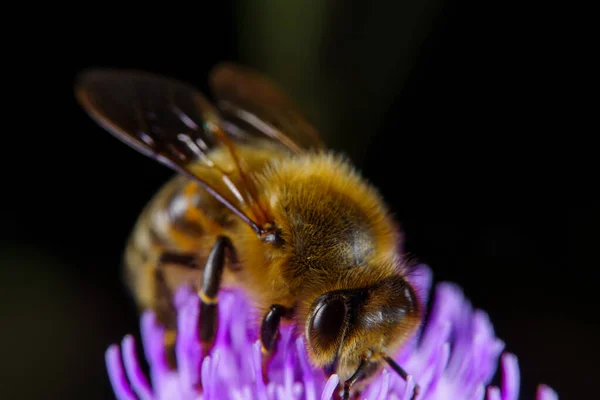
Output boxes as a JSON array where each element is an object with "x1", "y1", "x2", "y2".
[{"x1": 106, "y1": 265, "x2": 558, "y2": 399}]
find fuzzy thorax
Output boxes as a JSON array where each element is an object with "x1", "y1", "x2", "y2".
[{"x1": 232, "y1": 151, "x2": 422, "y2": 380}]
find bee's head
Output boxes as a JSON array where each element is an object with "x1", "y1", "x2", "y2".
[{"x1": 304, "y1": 275, "x2": 422, "y2": 382}]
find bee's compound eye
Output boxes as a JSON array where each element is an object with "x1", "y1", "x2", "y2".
[{"x1": 308, "y1": 296, "x2": 348, "y2": 351}]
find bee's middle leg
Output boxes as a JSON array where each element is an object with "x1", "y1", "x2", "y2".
[
  {"x1": 195, "y1": 235, "x2": 236, "y2": 355},
  {"x1": 158, "y1": 235, "x2": 236, "y2": 356}
]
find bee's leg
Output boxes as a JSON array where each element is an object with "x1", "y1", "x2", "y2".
[
  {"x1": 159, "y1": 252, "x2": 199, "y2": 267},
  {"x1": 259, "y1": 304, "x2": 291, "y2": 383},
  {"x1": 197, "y1": 236, "x2": 235, "y2": 355},
  {"x1": 157, "y1": 239, "x2": 236, "y2": 356}
]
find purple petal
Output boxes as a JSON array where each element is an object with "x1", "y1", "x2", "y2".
[
  {"x1": 536, "y1": 384, "x2": 559, "y2": 400},
  {"x1": 401, "y1": 375, "x2": 416, "y2": 400},
  {"x1": 105, "y1": 344, "x2": 138, "y2": 400},
  {"x1": 173, "y1": 284, "x2": 193, "y2": 309},
  {"x1": 209, "y1": 350, "x2": 221, "y2": 400},
  {"x1": 426, "y1": 342, "x2": 450, "y2": 394},
  {"x1": 472, "y1": 384, "x2": 485, "y2": 400},
  {"x1": 407, "y1": 264, "x2": 433, "y2": 303},
  {"x1": 472, "y1": 310, "x2": 505, "y2": 385},
  {"x1": 253, "y1": 341, "x2": 269, "y2": 400},
  {"x1": 500, "y1": 353, "x2": 519, "y2": 400},
  {"x1": 122, "y1": 335, "x2": 153, "y2": 400},
  {"x1": 175, "y1": 293, "x2": 201, "y2": 392},
  {"x1": 200, "y1": 355, "x2": 212, "y2": 400},
  {"x1": 140, "y1": 311, "x2": 168, "y2": 389},
  {"x1": 321, "y1": 374, "x2": 339, "y2": 400},
  {"x1": 296, "y1": 337, "x2": 317, "y2": 400},
  {"x1": 103, "y1": 263, "x2": 558, "y2": 400},
  {"x1": 487, "y1": 386, "x2": 501, "y2": 400},
  {"x1": 375, "y1": 370, "x2": 391, "y2": 400},
  {"x1": 418, "y1": 284, "x2": 461, "y2": 364}
]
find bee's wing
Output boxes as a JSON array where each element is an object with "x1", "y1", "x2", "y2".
[
  {"x1": 209, "y1": 62, "x2": 326, "y2": 153},
  {"x1": 74, "y1": 68, "x2": 270, "y2": 233}
]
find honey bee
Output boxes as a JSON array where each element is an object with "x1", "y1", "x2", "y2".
[{"x1": 75, "y1": 63, "x2": 423, "y2": 400}]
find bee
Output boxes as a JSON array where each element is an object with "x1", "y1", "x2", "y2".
[{"x1": 74, "y1": 63, "x2": 423, "y2": 400}]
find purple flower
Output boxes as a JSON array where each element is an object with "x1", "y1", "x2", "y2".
[{"x1": 106, "y1": 265, "x2": 558, "y2": 399}]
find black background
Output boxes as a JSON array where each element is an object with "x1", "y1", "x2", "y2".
[{"x1": 1, "y1": 1, "x2": 594, "y2": 399}]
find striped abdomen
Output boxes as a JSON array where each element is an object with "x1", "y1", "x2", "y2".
[{"x1": 123, "y1": 174, "x2": 230, "y2": 324}]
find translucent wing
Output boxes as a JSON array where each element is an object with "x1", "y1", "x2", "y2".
[
  {"x1": 74, "y1": 68, "x2": 268, "y2": 233},
  {"x1": 209, "y1": 62, "x2": 326, "y2": 153}
]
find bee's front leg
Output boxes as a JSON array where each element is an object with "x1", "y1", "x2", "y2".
[{"x1": 259, "y1": 304, "x2": 292, "y2": 383}]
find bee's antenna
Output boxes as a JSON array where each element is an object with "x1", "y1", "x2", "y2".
[{"x1": 381, "y1": 354, "x2": 420, "y2": 400}]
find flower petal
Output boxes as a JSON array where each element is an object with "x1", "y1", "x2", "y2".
[
  {"x1": 104, "y1": 264, "x2": 558, "y2": 400},
  {"x1": 487, "y1": 386, "x2": 501, "y2": 400},
  {"x1": 140, "y1": 311, "x2": 168, "y2": 390},
  {"x1": 175, "y1": 292, "x2": 201, "y2": 392},
  {"x1": 321, "y1": 374, "x2": 339, "y2": 400},
  {"x1": 253, "y1": 341, "x2": 269, "y2": 400},
  {"x1": 536, "y1": 384, "x2": 559, "y2": 400},
  {"x1": 105, "y1": 344, "x2": 138, "y2": 400},
  {"x1": 500, "y1": 353, "x2": 519, "y2": 400},
  {"x1": 296, "y1": 337, "x2": 317, "y2": 400},
  {"x1": 122, "y1": 335, "x2": 153, "y2": 400},
  {"x1": 375, "y1": 370, "x2": 391, "y2": 400}
]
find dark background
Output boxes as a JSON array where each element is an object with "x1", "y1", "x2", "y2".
[{"x1": 2, "y1": 1, "x2": 593, "y2": 399}]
